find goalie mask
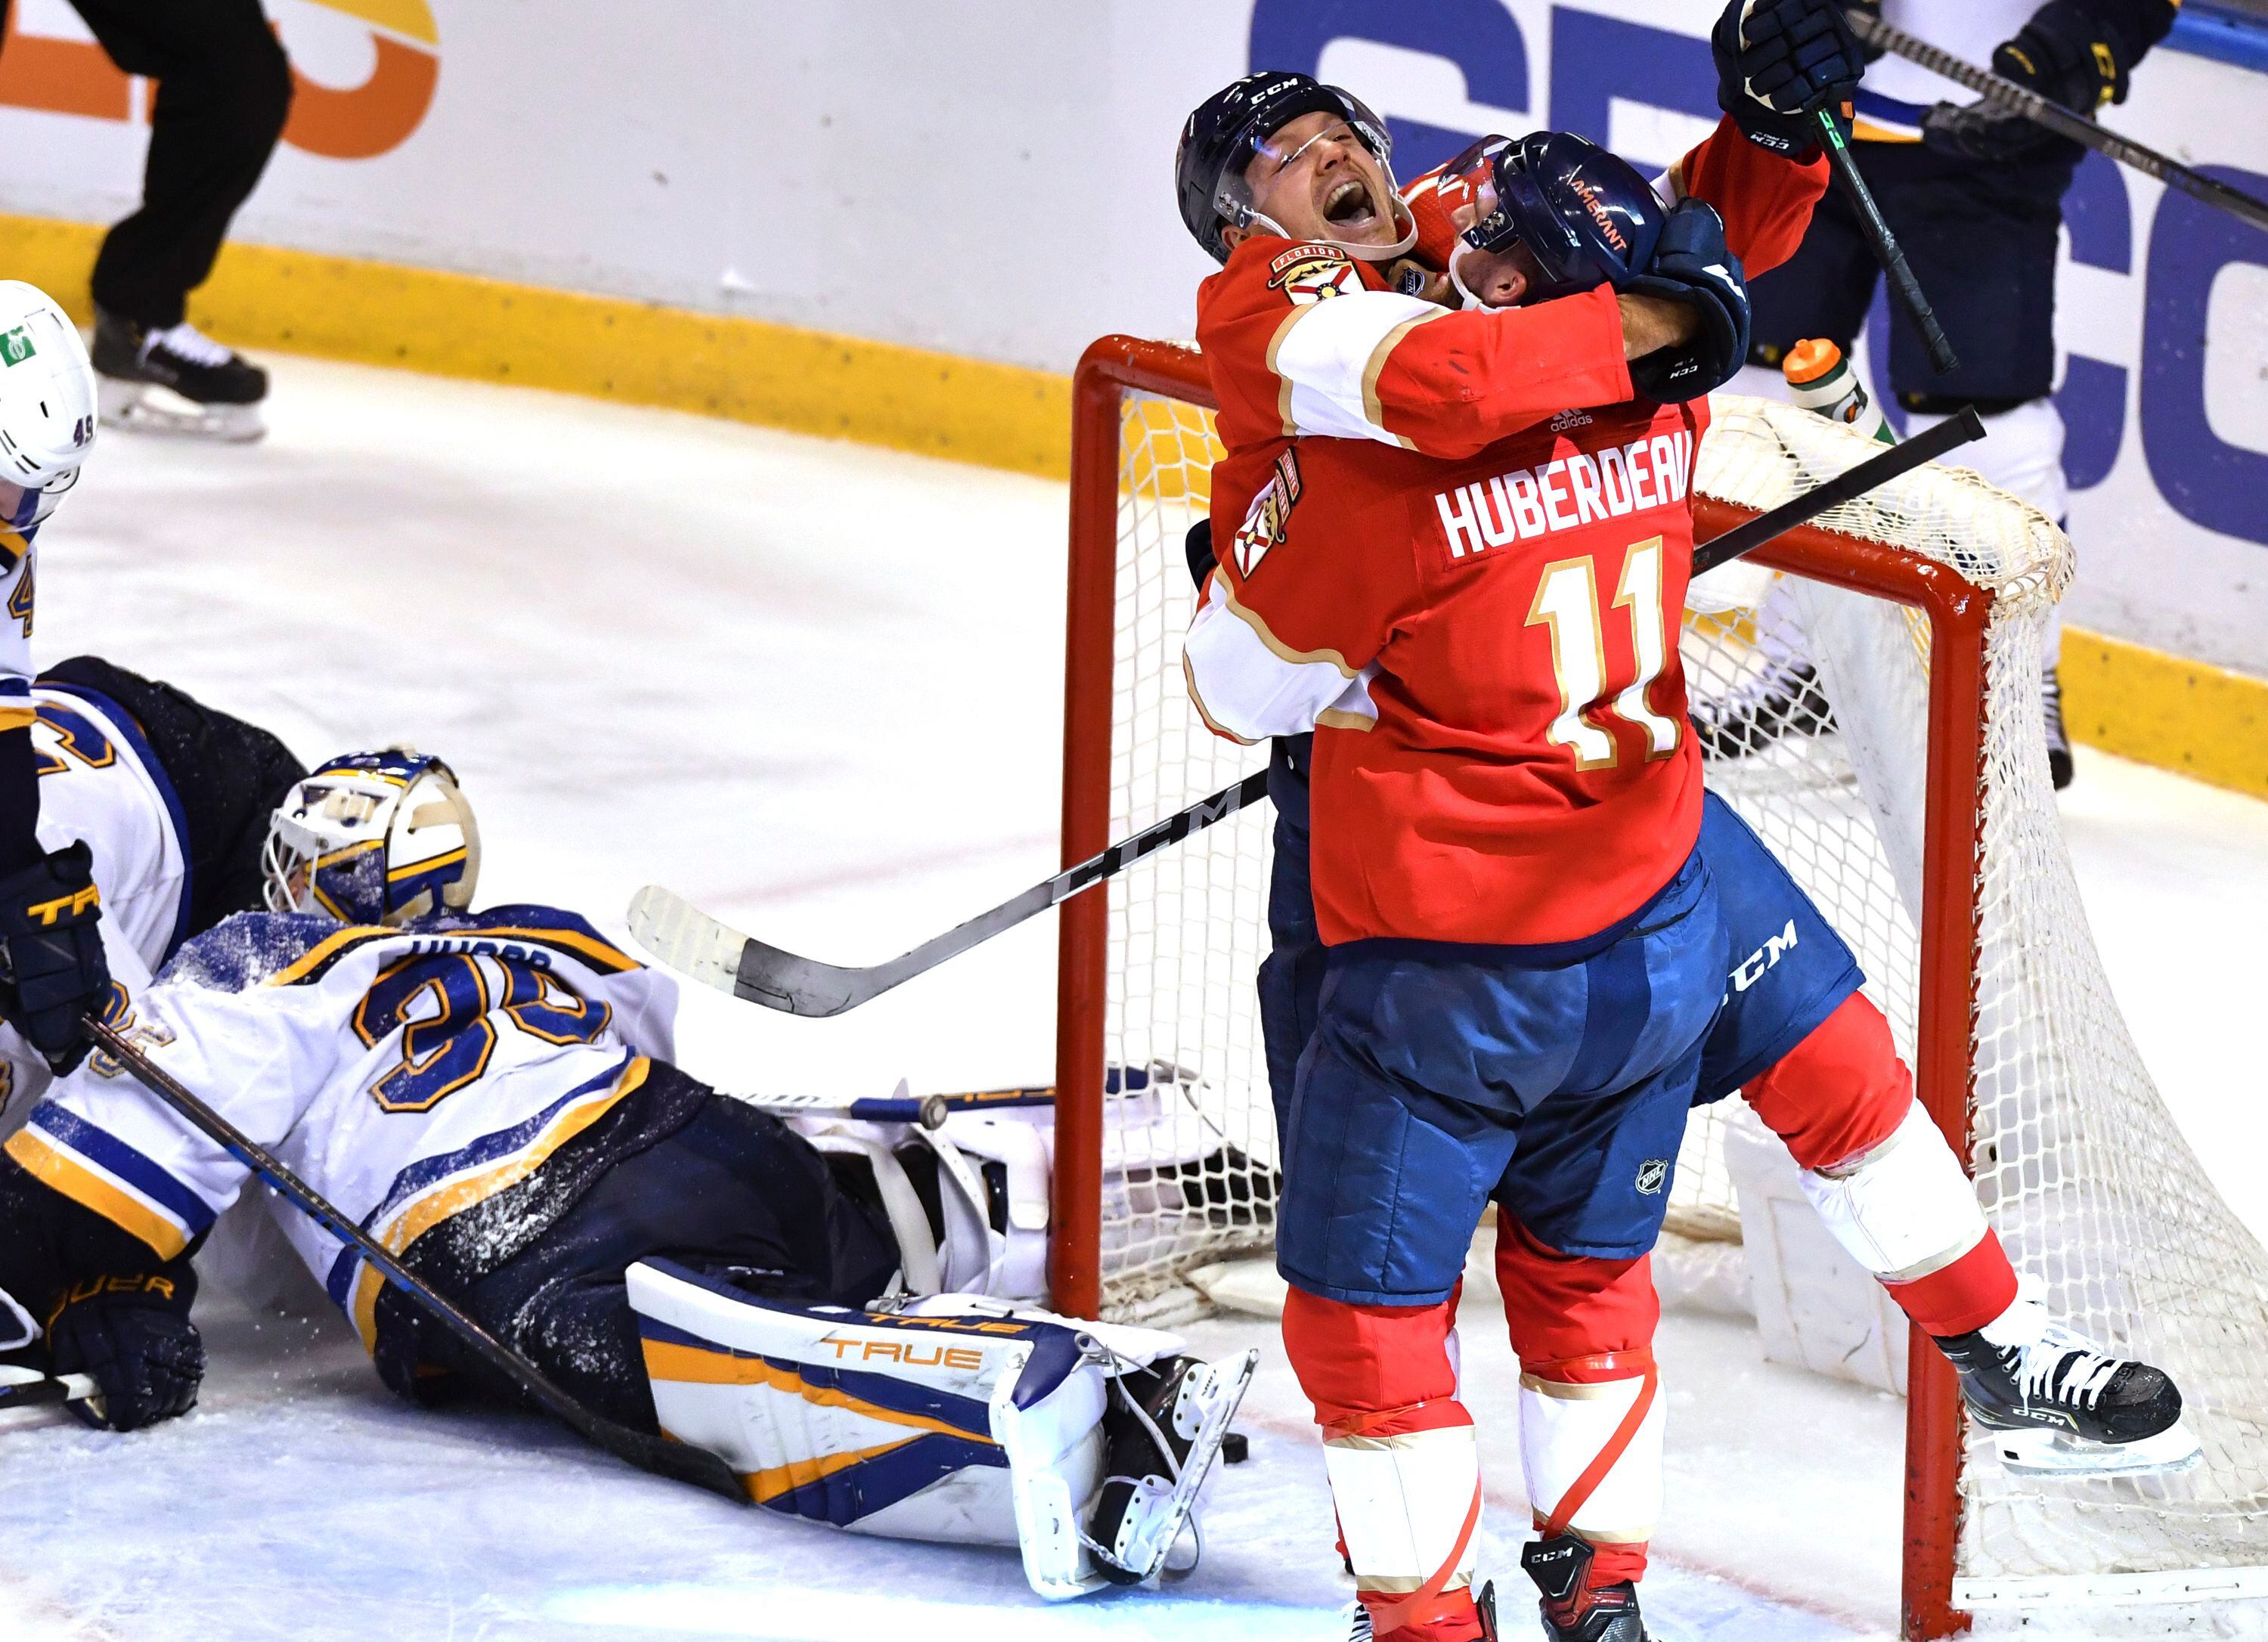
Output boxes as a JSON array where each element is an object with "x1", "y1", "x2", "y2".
[
  {"x1": 1439, "y1": 131, "x2": 1665, "y2": 308},
  {"x1": 0, "y1": 281, "x2": 97, "y2": 534},
  {"x1": 262, "y1": 748, "x2": 481, "y2": 927}
]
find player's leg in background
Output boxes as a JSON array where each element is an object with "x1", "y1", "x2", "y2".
[
  {"x1": 373, "y1": 1069, "x2": 901, "y2": 1430},
  {"x1": 68, "y1": 0, "x2": 290, "y2": 426},
  {"x1": 39, "y1": 655, "x2": 308, "y2": 934},
  {"x1": 1701, "y1": 194, "x2": 1879, "y2": 761},
  {"x1": 1865, "y1": 138, "x2": 2082, "y2": 786},
  {"x1": 1256, "y1": 733, "x2": 1322, "y2": 1137}
]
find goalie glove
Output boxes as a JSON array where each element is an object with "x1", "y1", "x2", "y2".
[
  {"x1": 1712, "y1": 0, "x2": 1868, "y2": 160},
  {"x1": 1619, "y1": 199, "x2": 1751, "y2": 404}
]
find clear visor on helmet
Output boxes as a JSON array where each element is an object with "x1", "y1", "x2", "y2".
[
  {"x1": 0, "y1": 466, "x2": 76, "y2": 535},
  {"x1": 1213, "y1": 102, "x2": 1415, "y2": 262},
  {"x1": 1439, "y1": 136, "x2": 1555, "y2": 311}
]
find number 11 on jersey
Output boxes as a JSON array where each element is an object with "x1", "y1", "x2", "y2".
[{"x1": 1525, "y1": 537, "x2": 1681, "y2": 770}]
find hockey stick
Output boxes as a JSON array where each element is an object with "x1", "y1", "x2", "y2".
[
  {"x1": 1846, "y1": 10, "x2": 2268, "y2": 233},
  {"x1": 735, "y1": 1089, "x2": 951, "y2": 1129},
  {"x1": 640, "y1": 413, "x2": 1984, "y2": 1019},
  {"x1": 1812, "y1": 107, "x2": 1960, "y2": 376},
  {"x1": 1693, "y1": 403, "x2": 1985, "y2": 575},
  {"x1": 627, "y1": 767, "x2": 1272, "y2": 1017},
  {"x1": 0, "y1": 1365, "x2": 97, "y2": 1414},
  {"x1": 82, "y1": 1017, "x2": 745, "y2": 1502}
]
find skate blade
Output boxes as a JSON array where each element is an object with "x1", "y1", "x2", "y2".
[
  {"x1": 1990, "y1": 1417, "x2": 2204, "y2": 1477},
  {"x1": 1104, "y1": 1347, "x2": 1259, "y2": 1583},
  {"x1": 98, "y1": 379, "x2": 265, "y2": 443}
]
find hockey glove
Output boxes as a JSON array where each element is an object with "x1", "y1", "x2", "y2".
[
  {"x1": 46, "y1": 1272, "x2": 203, "y2": 1432},
  {"x1": 1923, "y1": 0, "x2": 2158, "y2": 163},
  {"x1": 0, "y1": 840, "x2": 110, "y2": 1074},
  {"x1": 1712, "y1": 0, "x2": 1868, "y2": 160},
  {"x1": 1619, "y1": 199, "x2": 1751, "y2": 404}
]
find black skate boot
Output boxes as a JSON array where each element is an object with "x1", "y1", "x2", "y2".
[
  {"x1": 2041, "y1": 665, "x2": 2074, "y2": 790},
  {"x1": 1523, "y1": 1535, "x2": 1647, "y2": 1642},
  {"x1": 1086, "y1": 1349, "x2": 1256, "y2": 1585},
  {"x1": 1690, "y1": 661, "x2": 1836, "y2": 762},
  {"x1": 91, "y1": 308, "x2": 267, "y2": 441},
  {"x1": 1936, "y1": 1299, "x2": 2199, "y2": 1476}
]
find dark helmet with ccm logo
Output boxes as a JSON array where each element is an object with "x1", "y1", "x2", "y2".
[
  {"x1": 1176, "y1": 71, "x2": 1396, "y2": 263},
  {"x1": 1445, "y1": 130, "x2": 1665, "y2": 301}
]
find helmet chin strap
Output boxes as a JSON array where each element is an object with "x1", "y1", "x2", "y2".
[{"x1": 1247, "y1": 193, "x2": 1418, "y2": 262}]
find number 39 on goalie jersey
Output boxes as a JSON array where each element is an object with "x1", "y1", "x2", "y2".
[
  {"x1": 2, "y1": 907, "x2": 677, "y2": 1349},
  {"x1": 1183, "y1": 399, "x2": 1711, "y2": 950}
]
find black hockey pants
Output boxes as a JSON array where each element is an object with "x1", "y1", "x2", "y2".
[{"x1": 0, "y1": 0, "x2": 292, "y2": 330}]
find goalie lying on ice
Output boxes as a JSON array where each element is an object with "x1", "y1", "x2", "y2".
[{"x1": 0, "y1": 748, "x2": 1252, "y2": 1597}]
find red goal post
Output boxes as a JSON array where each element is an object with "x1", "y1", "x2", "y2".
[{"x1": 1049, "y1": 334, "x2": 1988, "y2": 1640}]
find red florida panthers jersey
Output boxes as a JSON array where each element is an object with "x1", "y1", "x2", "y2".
[{"x1": 1184, "y1": 398, "x2": 1711, "y2": 946}]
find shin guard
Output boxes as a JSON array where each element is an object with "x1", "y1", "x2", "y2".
[
  {"x1": 1284, "y1": 1287, "x2": 1482, "y2": 1640},
  {"x1": 1746, "y1": 995, "x2": 2019, "y2": 1338}
]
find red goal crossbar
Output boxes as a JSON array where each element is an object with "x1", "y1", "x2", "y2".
[{"x1": 1050, "y1": 335, "x2": 1991, "y2": 1642}]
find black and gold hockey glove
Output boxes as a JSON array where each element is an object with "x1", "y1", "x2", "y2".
[
  {"x1": 0, "y1": 839, "x2": 112, "y2": 1074},
  {"x1": 1924, "y1": 0, "x2": 2173, "y2": 163},
  {"x1": 46, "y1": 1271, "x2": 204, "y2": 1432}
]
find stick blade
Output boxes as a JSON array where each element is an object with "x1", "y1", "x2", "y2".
[
  {"x1": 626, "y1": 885, "x2": 751, "y2": 998},
  {"x1": 727, "y1": 937, "x2": 872, "y2": 1018}
]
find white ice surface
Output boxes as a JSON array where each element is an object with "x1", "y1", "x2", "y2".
[{"x1": 2, "y1": 357, "x2": 2261, "y2": 1642}]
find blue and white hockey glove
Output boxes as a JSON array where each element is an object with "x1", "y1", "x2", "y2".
[
  {"x1": 1713, "y1": 0, "x2": 1868, "y2": 158},
  {"x1": 0, "y1": 840, "x2": 110, "y2": 1075},
  {"x1": 1619, "y1": 199, "x2": 1752, "y2": 404}
]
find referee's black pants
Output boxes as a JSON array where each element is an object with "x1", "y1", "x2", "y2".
[{"x1": 2, "y1": 0, "x2": 292, "y2": 330}]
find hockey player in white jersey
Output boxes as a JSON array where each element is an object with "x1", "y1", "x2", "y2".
[
  {"x1": 0, "y1": 283, "x2": 116, "y2": 1081},
  {"x1": 0, "y1": 748, "x2": 1251, "y2": 1595}
]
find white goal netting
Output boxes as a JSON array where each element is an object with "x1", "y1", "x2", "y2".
[{"x1": 1071, "y1": 371, "x2": 2268, "y2": 1596}]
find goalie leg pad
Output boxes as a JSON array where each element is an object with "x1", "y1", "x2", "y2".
[
  {"x1": 627, "y1": 1259, "x2": 1108, "y2": 1598},
  {"x1": 1284, "y1": 1285, "x2": 1483, "y2": 1641}
]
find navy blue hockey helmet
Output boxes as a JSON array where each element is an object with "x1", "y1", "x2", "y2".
[
  {"x1": 1176, "y1": 71, "x2": 1396, "y2": 263},
  {"x1": 1447, "y1": 132, "x2": 1665, "y2": 302}
]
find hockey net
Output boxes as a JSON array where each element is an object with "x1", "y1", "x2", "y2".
[{"x1": 1052, "y1": 336, "x2": 2268, "y2": 1629}]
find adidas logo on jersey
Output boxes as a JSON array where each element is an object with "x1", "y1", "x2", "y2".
[{"x1": 1549, "y1": 407, "x2": 1594, "y2": 432}]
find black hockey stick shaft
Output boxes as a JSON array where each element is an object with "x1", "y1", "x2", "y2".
[
  {"x1": 1848, "y1": 11, "x2": 2268, "y2": 233},
  {"x1": 0, "y1": 1368, "x2": 96, "y2": 1412},
  {"x1": 83, "y1": 1017, "x2": 744, "y2": 1502},
  {"x1": 1693, "y1": 404, "x2": 1987, "y2": 576},
  {"x1": 1814, "y1": 108, "x2": 1960, "y2": 376}
]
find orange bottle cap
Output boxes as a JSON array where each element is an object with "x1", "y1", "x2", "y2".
[{"x1": 1783, "y1": 337, "x2": 1845, "y2": 386}]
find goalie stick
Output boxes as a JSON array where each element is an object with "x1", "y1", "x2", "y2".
[
  {"x1": 631, "y1": 408, "x2": 1985, "y2": 1018},
  {"x1": 1847, "y1": 8, "x2": 2268, "y2": 234},
  {"x1": 83, "y1": 1016, "x2": 745, "y2": 1502}
]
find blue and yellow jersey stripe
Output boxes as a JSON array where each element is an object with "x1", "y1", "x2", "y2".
[
  {"x1": 266, "y1": 915, "x2": 642, "y2": 992},
  {"x1": 2, "y1": 1104, "x2": 218, "y2": 1260},
  {"x1": 327, "y1": 1054, "x2": 650, "y2": 1351}
]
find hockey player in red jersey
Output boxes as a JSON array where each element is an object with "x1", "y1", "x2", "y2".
[{"x1": 1174, "y1": 8, "x2": 2195, "y2": 1637}]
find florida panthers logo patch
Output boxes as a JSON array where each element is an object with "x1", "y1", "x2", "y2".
[
  {"x1": 1232, "y1": 449, "x2": 1302, "y2": 578},
  {"x1": 1269, "y1": 245, "x2": 1359, "y2": 305}
]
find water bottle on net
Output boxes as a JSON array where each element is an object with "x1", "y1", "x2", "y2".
[{"x1": 1782, "y1": 338, "x2": 1895, "y2": 445}]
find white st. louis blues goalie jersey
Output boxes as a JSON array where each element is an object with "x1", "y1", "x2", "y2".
[{"x1": 2, "y1": 906, "x2": 676, "y2": 1352}]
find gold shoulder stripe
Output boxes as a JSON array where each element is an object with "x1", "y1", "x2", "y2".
[
  {"x1": 1360, "y1": 309, "x2": 1442, "y2": 450},
  {"x1": 1264, "y1": 305, "x2": 1309, "y2": 438},
  {"x1": 1315, "y1": 707, "x2": 1377, "y2": 733},
  {"x1": 1217, "y1": 574, "x2": 1361, "y2": 678},
  {"x1": 265, "y1": 925, "x2": 396, "y2": 988}
]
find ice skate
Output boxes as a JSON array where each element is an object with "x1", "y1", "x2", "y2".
[
  {"x1": 1690, "y1": 660, "x2": 1836, "y2": 762},
  {"x1": 91, "y1": 308, "x2": 266, "y2": 442},
  {"x1": 2042, "y1": 665, "x2": 2074, "y2": 790},
  {"x1": 1937, "y1": 1297, "x2": 2201, "y2": 1476},
  {"x1": 1342, "y1": 1579, "x2": 1498, "y2": 1640},
  {"x1": 1087, "y1": 1348, "x2": 1257, "y2": 1584},
  {"x1": 1524, "y1": 1535, "x2": 1644, "y2": 1642}
]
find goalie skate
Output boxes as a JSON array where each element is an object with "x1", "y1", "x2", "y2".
[
  {"x1": 1938, "y1": 1309, "x2": 2203, "y2": 1478},
  {"x1": 1087, "y1": 1348, "x2": 1257, "y2": 1584}
]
